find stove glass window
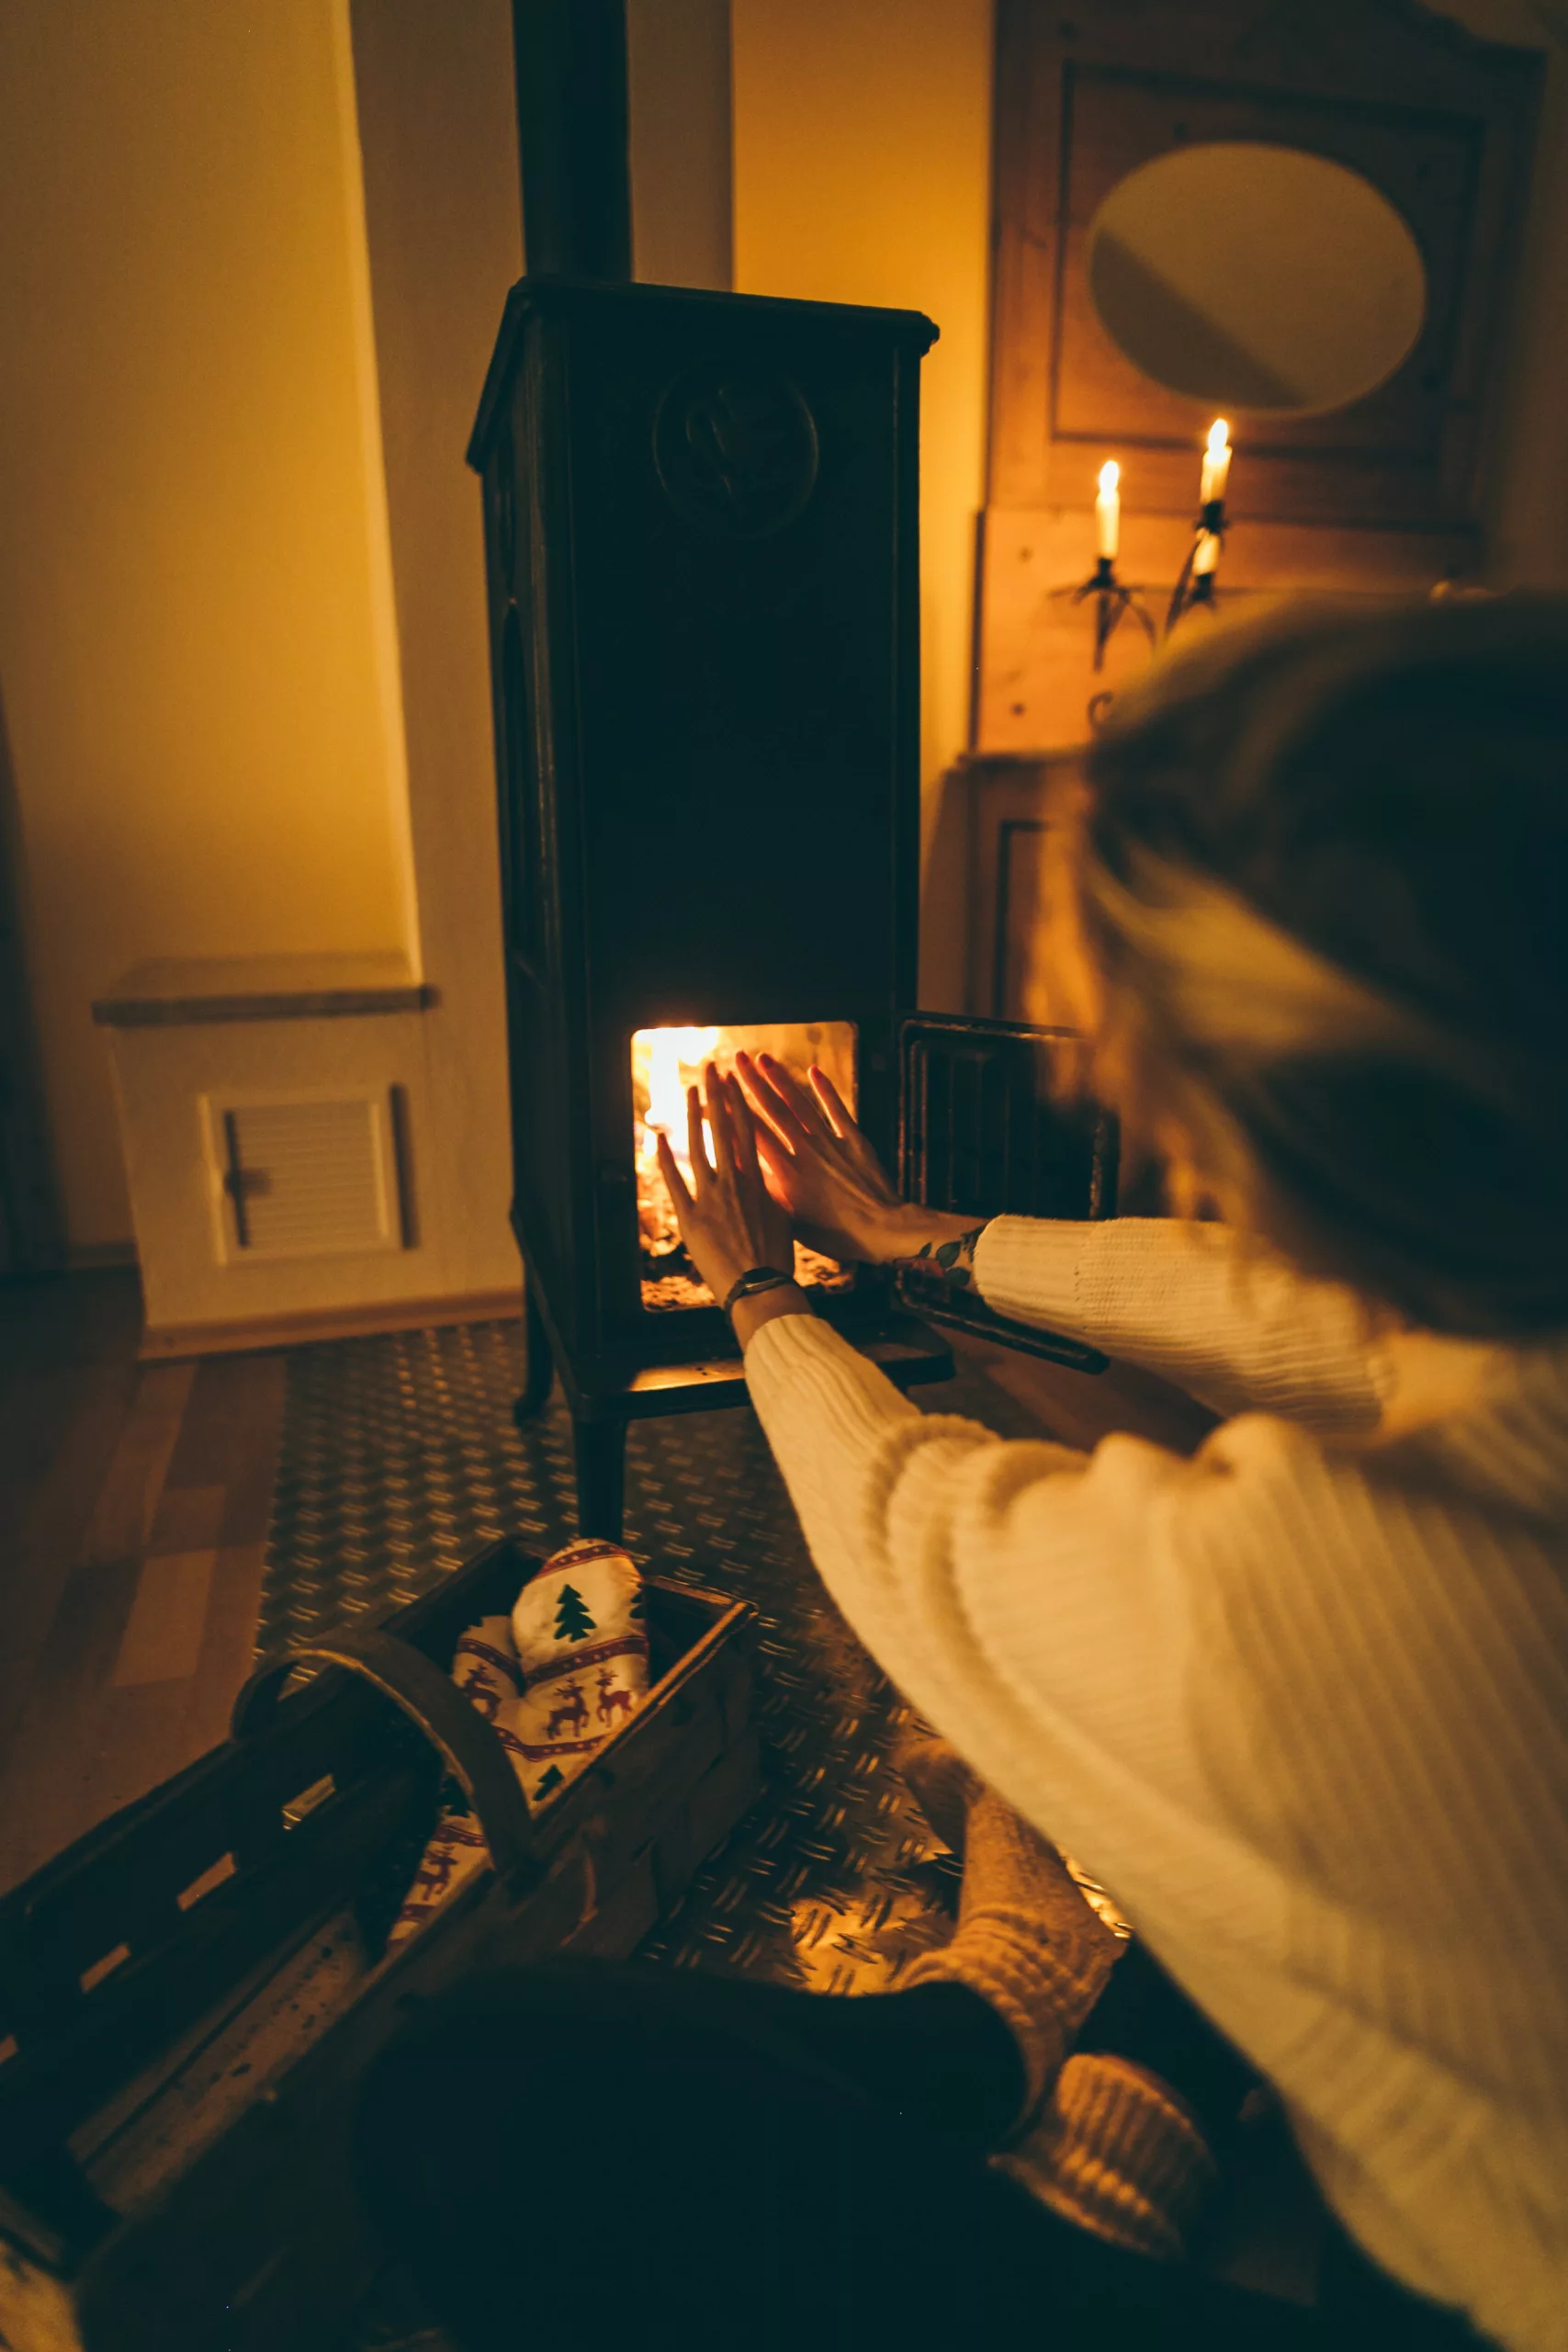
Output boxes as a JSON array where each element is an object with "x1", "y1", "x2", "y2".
[{"x1": 632, "y1": 1022, "x2": 857, "y2": 1312}]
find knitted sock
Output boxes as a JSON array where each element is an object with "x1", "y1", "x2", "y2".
[
  {"x1": 900, "y1": 1763, "x2": 1122, "y2": 2131},
  {"x1": 897, "y1": 1735, "x2": 982, "y2": 1858},
  {"x1": 997, "y1": 2052, "x2": 1219, "y2": 2262}
]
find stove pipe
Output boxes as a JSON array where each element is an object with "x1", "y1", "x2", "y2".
[{"x1": 510, "y1": 0, "x2": 633, "y2": 280}]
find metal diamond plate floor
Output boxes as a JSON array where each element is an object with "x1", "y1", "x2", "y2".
[{"x1": 260, "y1": 1318, "x2": 1049, "y2": 1994}]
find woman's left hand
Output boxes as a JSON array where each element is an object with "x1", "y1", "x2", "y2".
[{"x1": 655, "y1": 1063, "x2": 795, "y2": 1307}]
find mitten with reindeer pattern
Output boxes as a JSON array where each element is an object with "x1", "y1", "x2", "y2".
[{"x1": 388, "y1": 1540, "x2": 649, "y2": 1951}]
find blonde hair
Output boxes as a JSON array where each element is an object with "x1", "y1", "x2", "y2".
[{"x1": 1077, "y1": 597, "x2": 1568, "y2": 1337}]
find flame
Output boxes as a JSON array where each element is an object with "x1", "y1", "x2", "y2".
[
  {"x1": 629, "y1": 1021, "x2": 858, "y2": 1306},
  {"x1": 1207, "y1": 418, "x2": 1229, "y2": 457},
  {"x1": 637, "y1": 1026, "x2": 719, "y2": 1172},
  {"x1": 1098, "y1": 459, "x2": 1119, "y2": 496}
]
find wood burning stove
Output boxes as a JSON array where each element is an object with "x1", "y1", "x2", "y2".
[{"x1": 468, "y1": 277, "x2": 1114, "y2": 1537}]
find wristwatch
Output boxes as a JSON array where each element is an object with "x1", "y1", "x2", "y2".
[{"x1": 720, "y1": 1265, "x2": 795, "y2": 1316}]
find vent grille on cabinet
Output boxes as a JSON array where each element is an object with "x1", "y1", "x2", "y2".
[{"x1": 208, "y1": 1093, "x2": 402, "y2": 1261}]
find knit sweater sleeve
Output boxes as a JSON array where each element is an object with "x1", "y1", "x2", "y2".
[
  {"x1": 742, "y1": 1311, "x2": 1220, "y2": 1823},
  {"x1": 973, "y1": 1216, "x2": 1392, "y2": 1434}
]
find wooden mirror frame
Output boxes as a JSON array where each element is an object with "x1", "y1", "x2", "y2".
[
  {"x1": 989, "y1": 0, "x2": 1541, "y2": 529},
  {"x1": 975, "y1": 0, "x2": 1544, "y2": 751}
]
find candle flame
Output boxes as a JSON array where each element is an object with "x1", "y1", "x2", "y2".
[
  {"x1": 1207, "y1": 418, "x2": 1230, "y2": 456},
  {"x1": 1098, "y1": 460, "x2": 1119, "y2": 496}
]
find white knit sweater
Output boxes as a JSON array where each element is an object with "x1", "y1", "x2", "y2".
[{"x1": 744, "y1": 1217, "x2": 1568, "y2": 2349}]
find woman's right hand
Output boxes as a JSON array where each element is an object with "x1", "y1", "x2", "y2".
[{"x1": 733, "y1": 1052, "x2": 975, "y2": 1265}]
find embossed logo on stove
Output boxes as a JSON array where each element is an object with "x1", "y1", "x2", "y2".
[{"x1": 654, "y1": 363, "x2": 819, "y2": 538}]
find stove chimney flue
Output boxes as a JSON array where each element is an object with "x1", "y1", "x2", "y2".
[{"x1": 511, "y1": 0, "x2": 633, "y2": 281}]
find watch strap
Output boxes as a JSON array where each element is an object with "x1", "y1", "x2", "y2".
[{"x1": 720, "y1": 1265, "x2": 795, "y2": 1315}]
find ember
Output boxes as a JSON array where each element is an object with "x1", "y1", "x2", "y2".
[{"x1": 632, "y1": 1022, "x2": 858, "y2": 1311}]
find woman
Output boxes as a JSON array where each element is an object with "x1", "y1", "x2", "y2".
[{"x1": 357, "y1": 599, "x2": 1566, "y2": 2349}]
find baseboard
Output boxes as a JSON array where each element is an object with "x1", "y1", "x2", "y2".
[{"x1": 140, "y1": 1287, "x2": 524, "y2": 1361}]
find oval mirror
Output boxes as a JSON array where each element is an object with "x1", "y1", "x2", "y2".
[{"x1": 1087, "y1": 142, "x2": 1427, "y2": 415}]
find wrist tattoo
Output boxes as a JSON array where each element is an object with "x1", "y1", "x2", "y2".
[{"x1": 894, "y1": 1223, "x2": 987, "y2": 1292}]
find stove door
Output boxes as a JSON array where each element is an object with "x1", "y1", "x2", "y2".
[{"x1": 896, "y1": 1013, "x2": 1116, "y2": 1370}]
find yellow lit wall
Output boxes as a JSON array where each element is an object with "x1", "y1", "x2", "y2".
[
  {"x1": 731, "y1": 0, "x2": 992, "y2": 1006},
  {"x1": 0, "y1": 0, "x2": 416, "y2": 1249}
]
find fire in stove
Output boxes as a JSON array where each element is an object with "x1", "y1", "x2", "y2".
[{"x1": 631, "y1": 1022, "x2": 858, "y2": 1311}]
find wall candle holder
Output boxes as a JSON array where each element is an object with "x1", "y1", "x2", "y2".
[
  {"x1": 1074, "y1": 434, "x2": 1232, "y2": 733},
  {"x1": 1055, "y1": 555, "x2": 1156, "y2": 672},
  {"x1": 1166, "y1": 497, "x2": 1227, "y2": 632}
]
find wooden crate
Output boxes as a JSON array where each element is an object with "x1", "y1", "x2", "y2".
[{"x1": 0, "y1": 1540, "x2": 761, "y2": 2351}]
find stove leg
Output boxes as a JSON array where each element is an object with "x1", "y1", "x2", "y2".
[
  {"x1": 514, "y1": 1279, "x2": 553, "y2": 1422},
  {"x1": 572, "y1": 1414, "x2": 626, "y2": 1542}
]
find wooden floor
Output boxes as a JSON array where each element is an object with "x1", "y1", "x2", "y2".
[
  {"x1": 0, "y1": 1270, "x2": 286, "y2": 1894},
  {"x1": 0, "y1": 1273, "x2": 1223, "y2": 1903},
  {"x1": 0, "y1": 1274, "x2": 1222, "y2": 1902}
]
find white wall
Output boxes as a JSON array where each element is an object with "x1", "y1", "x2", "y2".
[
  {"x1": 730, "y1": 0, "x2": 994, "y2": 1008},
  {"x1": 0, "y1": 0, "x2": 418, "y2": 1249},
  {"x1": 628, "y1": 0, "x2": 734, "y2": 289},
  {"x1": 348, "y1": 0, "x2": 524, "y2": 1306}
]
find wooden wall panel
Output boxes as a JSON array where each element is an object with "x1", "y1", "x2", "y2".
[
  {"x1": 976, "y1": 506, "x2": 1478, "y2": 751},
  {"x1": 961, "y1": 752, "x2": 1077, "y2": 1022},
  {"x1": 977, "y1": 0, "x2": 1544, "y2": 752},
  {"x1": 1050, "y1": 70, "x2": 1484, "y2": 513}
]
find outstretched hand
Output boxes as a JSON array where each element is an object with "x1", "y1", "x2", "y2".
[
  {"x1": 654, "y1": 1062, "x2": 795, "y2": 1310},
  {"x1": 654, "y1": 1054, "x2": 985, "y2": 1336},
  {"x1": 731, "y1": 1053, "x2": 913, "y2": 1263}
]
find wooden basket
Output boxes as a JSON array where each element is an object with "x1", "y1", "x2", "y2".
[{"x1": 0, "y1": 1539, "x2": 761, "y2": 2352}]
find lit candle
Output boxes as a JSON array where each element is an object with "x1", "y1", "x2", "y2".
[
  {"x1": 1201, "y1": 419, "x2": 1232, "y2": 506},
  {"x1": 1094, "y1": 460, "x2": 1120, "y2": 560}
]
